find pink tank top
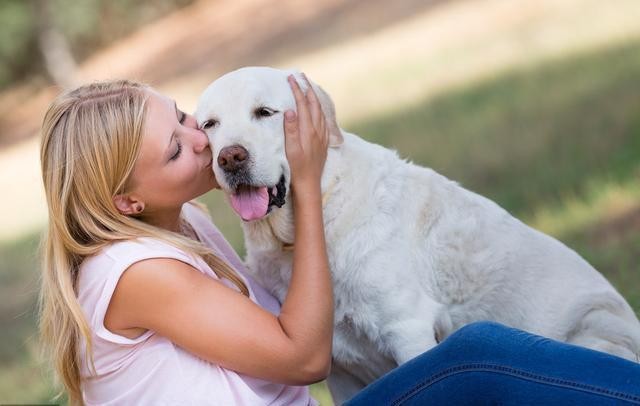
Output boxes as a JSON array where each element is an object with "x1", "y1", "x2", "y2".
[{"x1": 76, "y1": 203, "x2": 317, "y2": 405}]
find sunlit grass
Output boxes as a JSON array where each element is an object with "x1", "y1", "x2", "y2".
[
  {"x1": 524, "y1": 176, "x2": 640, "y2": 314},
  {"x1": 310, "y1": 381, "x2": 334, "y2": 406},
  {"x1": 282, "y1": 0, "x2": 640, "y2": 124},
  {"x1": 527, "y1": 177, "x2": 640, "y2": 240}
]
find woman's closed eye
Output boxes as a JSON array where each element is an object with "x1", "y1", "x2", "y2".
[
  {"x1": 168, "y1": 110, "x2": 187, "y2": 162},
  {"x1": 170, "y1": 139, "x2": 182, "y2": 161}
]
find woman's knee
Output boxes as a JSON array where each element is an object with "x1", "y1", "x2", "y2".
[
  {"x1": 448, "y1": 321, "x2": 509, "y2": 342},
  {"x1": 440, "y1": 321, "x2": 517, "y2": 358}
]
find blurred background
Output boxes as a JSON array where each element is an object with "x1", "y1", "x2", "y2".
[{"x1": 1, "y1": 0, "x2": 639, "y2": 403}]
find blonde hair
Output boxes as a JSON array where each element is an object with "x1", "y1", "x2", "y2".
[{"x1": 39, "y1": 80, "x2": 248, "y2": 405}]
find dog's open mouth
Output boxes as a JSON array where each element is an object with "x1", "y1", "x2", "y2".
[{"x1": 229, "y1": 175, "x2": 286, "y2": 221}]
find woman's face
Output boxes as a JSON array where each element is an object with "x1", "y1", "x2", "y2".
[{"x1": 127, "y1": 90, "x2": 218, "y2": 213}]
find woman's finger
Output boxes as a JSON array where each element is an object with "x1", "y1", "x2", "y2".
[
  {"x1": 284, "y1": 110, "x2": 299, "y2": 143},
  {"x1": 283, "y1": 109, "x2": 302, "y2": 156},
  {"x1": 301, "y1": 73, "x2": 323, "y2": 133},
  {"x1": 288, "y1": 75, "x2": 311, "y2": 135},
  {"x1": 302, "y1": 75, "x2": 329, "y2": 148}
]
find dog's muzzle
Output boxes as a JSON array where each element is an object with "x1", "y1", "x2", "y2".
[
  {"x1": 217, "y1": 145, "x2": 287, "y2": 221},
  {"x1": 226, "y1": 174, "x2": 287, "y2": 222}
]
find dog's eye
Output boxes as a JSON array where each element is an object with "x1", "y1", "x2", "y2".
[
  {"x1": 254, "y1": 107, "x2": 277, "y2": 118},
  {"x1": 201, "y1": 119, "x2": 218, "y2": 130}
]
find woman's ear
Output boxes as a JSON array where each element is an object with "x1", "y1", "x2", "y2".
[{"x1": 113, "y1": 194, "x2": 145, "y2": 215}]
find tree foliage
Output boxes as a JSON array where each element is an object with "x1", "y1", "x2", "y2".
[{"x1": 0, "y1": 0, "x2": 194, "y2": 90}]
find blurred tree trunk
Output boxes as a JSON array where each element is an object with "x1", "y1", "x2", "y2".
[{"x1": 32, "y1": 0, "x2": 77, "y2": 88}]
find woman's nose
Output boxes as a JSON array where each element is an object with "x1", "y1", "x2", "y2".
[
  {"x1": 191, "y1": 128, "x2": 210, "y2": 153},
  {"x1": 182, "y1": 113, "x2": 209, "y2": 153}
]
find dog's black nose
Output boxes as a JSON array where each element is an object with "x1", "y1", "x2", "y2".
[{"x1": 218, "y1": 145, "x2": 248, "y2": 172}]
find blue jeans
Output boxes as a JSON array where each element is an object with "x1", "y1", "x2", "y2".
[{"x1": 345, "y1": 322, "x2": 640, "y2": 405}]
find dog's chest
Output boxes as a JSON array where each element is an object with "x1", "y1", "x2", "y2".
[
  {"x1": 244, "y1": 239, "x2": 398, "y2": 371},
  {"x1": 244, "y1": 248, "x2": 292, "y2": 303},
  {"x1": 332, "y1": 316, "x2": 397, "y2": 381}
]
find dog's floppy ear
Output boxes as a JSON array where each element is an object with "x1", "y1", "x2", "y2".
[
  {"x1": 312, "y1": 83, "x2": 344, "y2": 148},
  {"x1": 289, "y1": 70, "x2": 344, "y2": 148},
  {"x1": 311, "y1": 83, "x2": 344, "y2": 147}
]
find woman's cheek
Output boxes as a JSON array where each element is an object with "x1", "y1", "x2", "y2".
[{"x1": 183, "y1": 158, "x2": 201, "y2": 184}]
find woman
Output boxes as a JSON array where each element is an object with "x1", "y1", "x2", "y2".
[
  {"x1": 39, "y1": 77, "x2": 640, "y2": 406},
  {"x1": 40, "y1": 76, "x2": 331, "y2": 405}
]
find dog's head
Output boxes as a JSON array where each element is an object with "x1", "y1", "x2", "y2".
[{"x1": 195, "y1": 67, "x2": 342, "y2": 221}]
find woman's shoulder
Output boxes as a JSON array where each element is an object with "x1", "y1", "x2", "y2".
[
  {"x1": 79, "y1": 237, "x2": 194, "y2": 284},
  {"x1": 95, "y1": 237, "x2": 189, "y2": 265},
  {"x1": 106, "y1": 236, "x2": 187, "y2": 258}
]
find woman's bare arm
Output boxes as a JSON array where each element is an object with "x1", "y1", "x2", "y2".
[{"x1": 105, "y1": 75, "x2": 333, "y2": 385}]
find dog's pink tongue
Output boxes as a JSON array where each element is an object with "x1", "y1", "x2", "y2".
[{"x1": 230, "y1": 186, "x2": 269, "y2": 221}]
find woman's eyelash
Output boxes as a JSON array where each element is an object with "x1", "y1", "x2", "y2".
[
  {"x1": 179, "y1": 111, "x2": 186, "y2": 124},
  {"x1": 170, "y1": 140, "x2": 182, "y2": 161}
]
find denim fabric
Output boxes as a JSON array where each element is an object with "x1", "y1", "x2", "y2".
[{"x1": 345, "y1": 321, "x2": 640, "y2": 405}]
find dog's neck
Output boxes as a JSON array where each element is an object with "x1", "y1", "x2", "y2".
[
  {"x1": 251, "y1": 133, "x2": 348, "y2": 253},
  {"x1": 271, "y1": 174, "x2": 340, "y2": 252}
]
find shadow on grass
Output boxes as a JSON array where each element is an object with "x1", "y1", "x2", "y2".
[
  {"x1": 0, "y1": 231, "x2": 58, "y2": 402},
  {"x1": 0, "y1": 232, "x2": 41, "y2": 364},
  {"x1": 348, "y1": 39, "x2": 640, "y2": 219}
]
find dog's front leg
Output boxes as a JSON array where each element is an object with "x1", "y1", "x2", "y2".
[
  {"x1": 381, "y1": 297, "x2": 443, "y2": 365},
  {"x1": 387, "y1": 322, "x2": 439, "y2": 364},
  {"x1": 326, "y1": 361, "x2": 367, "y2": 405}
]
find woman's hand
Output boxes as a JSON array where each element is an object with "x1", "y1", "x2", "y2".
[{"x1": 283, "y1": 74, "x2": 330, "y2": 195}]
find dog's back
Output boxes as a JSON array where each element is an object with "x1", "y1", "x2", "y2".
[{"x1": 316, "y1": 130, "x2": 640, "y2": 400}]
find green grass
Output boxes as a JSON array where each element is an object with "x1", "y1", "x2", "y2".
[
  {"x1": 2, "y1": 39, "x2": 640, "y2": 403},
  {"x1": 0, "y1": 232, "x2": 59, "y2": 403}
]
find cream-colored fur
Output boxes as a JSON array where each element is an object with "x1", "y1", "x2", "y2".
[{"x1": 196, "y1": 67, "x2": 640, "y2": 404}]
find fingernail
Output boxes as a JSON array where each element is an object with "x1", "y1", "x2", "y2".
[{"x1": 285, "y1": 110, "x2": 296, "y2": 122}]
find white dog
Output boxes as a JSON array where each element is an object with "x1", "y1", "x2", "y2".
[{"x1": 195, "y1": 67, "x2": 640, "y2": 403}]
